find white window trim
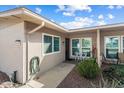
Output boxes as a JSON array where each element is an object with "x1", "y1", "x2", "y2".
[
  {"x1": 121, "y1": 36, "x2": 124, "y2": 53},
  {"x1": 42, "y1": 33, "x2": 61, "y2": 56},
  {"x1": 104, "y1": 36, "x2": 120, "y2": 60},
  {"x1": 70, "y1": 37, "x2": 92, "y2": 58},
  {"x1": 53, "y1": 36, "x2": 61, "y2": 53},
  {"x1": 81, "y1": 37, "x2": 92, "y2": 58},
  {"x1": 70, "y1": 38, "x2": 80, "y2": 57}
]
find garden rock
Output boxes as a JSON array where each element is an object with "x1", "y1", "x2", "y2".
[
  {"x1": 0, "y1": 71, "x2": 10, "y2": 84},
  {"x1": 0, "y1": 81, "x2": 14, "y2": 88}
]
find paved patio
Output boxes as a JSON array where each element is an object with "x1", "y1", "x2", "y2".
[{"x1": 36, "y1": 62, "x2": 75, "y2": 88}]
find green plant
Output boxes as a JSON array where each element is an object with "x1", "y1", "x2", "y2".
[
  {"x1": 77, "y1": 58, "x2": 100, "y2": 79},
  {"x1": 91, "y1": 74, "x2": 124, "y2": 88},
  {"x1": 114, "y1": 65, "x2": 124, "y2": 77},
  {"x1": 103, "y1": 64, "x2": 124, "y2": 86}
]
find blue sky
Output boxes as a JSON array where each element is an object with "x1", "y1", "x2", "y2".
[{"x1": 1, "y1": 5, "x2": 124, "y2": 29}]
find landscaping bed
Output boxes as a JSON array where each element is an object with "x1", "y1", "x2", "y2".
[
  {"x1": 57, "y1": 67, "x2": 100, "y2": 88},
  {"x1": 57, "y1": 60, "x2": 124, "y2": 88}
]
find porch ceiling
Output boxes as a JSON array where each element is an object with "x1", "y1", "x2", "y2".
[{"x1": 0, "y1": 8, "x2": 68, "y2": 33}]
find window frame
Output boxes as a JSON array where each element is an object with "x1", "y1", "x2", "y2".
[
  {"x1": 42, "y1": 33, "x2": 61, "y2": 56},
  {"x1": 81, "y1": 37, "x2": 92, "y2": 58},
  {"x1": 70, "y1": 37, "x2": 92, "y2": 58},
  {"x1": 104, "y1": 36, "x2": 120, "y2": 60},
  {"x1": 121, "y1": 36, "x2": 124, "y2": 53},
  {"x1": 70, "y1": 38, "x2": 80, "y2": 57},
  {"x1": 53, "y1": 36, "x2": 61, "y2": 52}
]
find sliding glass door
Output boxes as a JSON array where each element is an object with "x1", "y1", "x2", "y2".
[{"x1": 105, "y1": 36, "x2": 120, "y2": 59}]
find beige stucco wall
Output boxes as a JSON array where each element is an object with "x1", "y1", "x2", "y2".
[
  {"x1": 68, "y1": 31, "x2": 97, "y2": 58},
  {"x1": 0, "y1": 20, "x2": 26, "y2": 83},
  {"x1": 100, "y1": 30, "x2": 124, "y2": 55},
  {"x1": 69, "y1": 30, "x2": 124, "y2": 64},
  {"x1": 25, "y1": 22, "x2": 66, "y2": 79}
]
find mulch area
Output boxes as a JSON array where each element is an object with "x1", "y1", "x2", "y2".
[
  {"x1": 57, "y1": 63, "x2": 112, "y2": 88},
  {"x1": 57, "y1": 67, "x2": 101, "y2": 88}
]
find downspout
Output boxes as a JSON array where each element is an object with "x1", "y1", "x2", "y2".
[
  {"x1": 25, "y1": 22, "x2": 29, "y2": 83},
  {"x1": 25, "y1": 21, "x2": 45, "y2": 82}
]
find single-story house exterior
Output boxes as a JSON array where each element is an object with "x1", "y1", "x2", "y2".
[{"x1": 0, "y1": 7, "x2": 124, "y2": 84}]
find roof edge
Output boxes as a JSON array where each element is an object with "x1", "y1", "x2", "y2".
[
  {"x1": 1, "y1": 7, "x2": 124, "y2": 33},
  {"x1": 0, "y1": 7, "x2": 69, "y2": 32},
  {"x1": 69, "y1": 22, "x2": 124, "y2": 32}
]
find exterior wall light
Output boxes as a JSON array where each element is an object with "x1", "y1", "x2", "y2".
[{"x1": 15, "y1": 40, "x2": 21, "y2": 46}]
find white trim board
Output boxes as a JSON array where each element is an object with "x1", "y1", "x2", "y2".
[
  {"x1": 104, "y1": 35, "x2": 124, "y2": 60},
  {"x1": 42, "y1": 33, "x2": 61, "y2": 56},
  {"x1": 70, "y1": 37, "x2": 92, "y2": 58}
]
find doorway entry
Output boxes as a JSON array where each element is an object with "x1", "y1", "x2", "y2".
[{"x1": 65, "y1": 38, "x2": 70, "y2": 60}]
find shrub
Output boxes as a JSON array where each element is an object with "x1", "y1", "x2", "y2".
[
  {"x1": 103, "y1": 64, "x2": 124, "y2": 79},
  {"x1": 102, "y1": 64, "x2": 124, "y2": 85},
  {"x1": 91, "y1": 74, "x2": 124, "y2": 88},
  {"x1": 77, "y1": 58, "x2": 100, "y2": 79},
  {"x1": 113, "y1": 65, "x2": 124, "y2": 77}
]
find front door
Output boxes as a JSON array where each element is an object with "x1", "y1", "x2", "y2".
[{"x1": 65, "y1": 38, "x2": 70, "y2": 60}]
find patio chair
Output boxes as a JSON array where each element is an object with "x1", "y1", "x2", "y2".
[
  {"x1": 117, "y1": 53, "x2": 124, "y2": 64},
  {"x1": 75, "y1": 52, "x2": 87, "y2": 62},
  {"x1": 101, "y1": 53, "x2": 112, "y2": 64},
  {"x1": 75, "y1": 52, "x2": 80, "y2": 62},
  {"x1": 101, "y1": 52, "x2": 119, "y2": 64},
  {"x1": 80, "y1": 52, "x2": 87, "y2": 61}
]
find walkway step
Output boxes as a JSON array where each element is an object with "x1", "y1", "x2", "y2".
[{"x1": 19, "y1": 80, "x2": 44, "y2": 88}]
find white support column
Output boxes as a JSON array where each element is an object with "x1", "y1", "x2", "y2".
[{"x1": 97, "y1": 29, "x2": 101, "y2": 67}]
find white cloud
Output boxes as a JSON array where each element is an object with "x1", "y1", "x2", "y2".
[
  {"x1": 108, "y1": 14, "x2": 114, "y2": 19},
  {"x1": 56, "y1": 5, "x2": 65, "y2": 12},
  {"x1": 71, "y1": 5, "x2": 92, "y2": 12},
  {"x1": 56, "y1": 5, "x2": 92, "y2": 16},
  {"x1": 50, "y1": 19, "x2": 55, "y2": 22},
  {"x1": 98, "y1": 14, "x2": 104, "y2": 20},
  {"x1": 116, "y1": 5, "x2": 124, "y2": 9},
  {"x1": 60, "y1": 17, "x2": 94, "y2": 29},
  {"x1": 108, "y1": 5, "x2": 124, "y2": 9},
  {"x1": 63, "y1": 12, "x2": 74, "y2": 16},
  {"x1": 97, "y1": 20, "x2": 106, "y2": 25},
  {"x1": 35, "y1": 7, "x2": 42, "y2": 14},
  {"x1": 59, "y1": 16, "x2": 108, "y2": 29},
  {"x1": 108, "y1": 5, "x2": 114, "y2": 9}
]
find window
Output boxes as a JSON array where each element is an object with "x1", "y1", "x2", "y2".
[
  {"x1": 44, "y1": 35, "x2": 52, "y2": 53},
  {"x1": 82, "y1": 38, "x2": 92, "y2": 57},
  {"x1": 71, "y1": 39, "x2": 80, "y2": 56},
  {"x1": 123, "y1": 37, "x2": 124, "y2": 53},
  {"x1": 105, "y1": 36, "x2": 119, "y2": 59},
  {"x1": 43, "y1": 33, "x2": 60, "y2": 55},
  {"x1": 71, "y1": 38, "x2": 92, "y2": 57},
  {"x1": 54, "y1": 37, "x2": 60, "y2": 52}
]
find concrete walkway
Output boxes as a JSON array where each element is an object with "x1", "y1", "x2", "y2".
[
  {"x1": 19, "y1": 80, "x2": 44, "y2": 88},
  {"x1": 36, "y1": 62, "x2": 75, "y2": 88}
]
